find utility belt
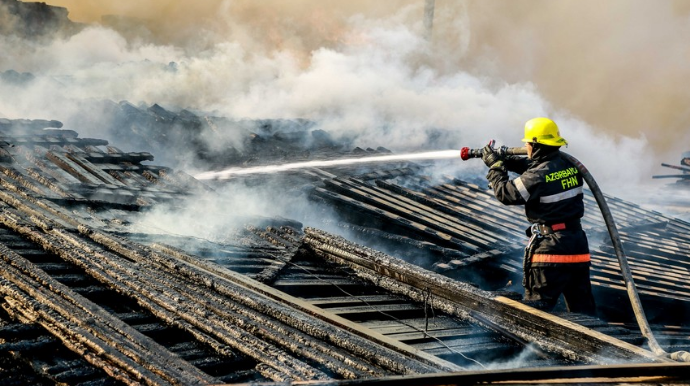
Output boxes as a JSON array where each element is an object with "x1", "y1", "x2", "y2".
[
  {"x1": 526, "y1": 219, "x2": 582, "y2": 237},
  {"x1": 522, "y1": 219, "x2": 586, "y2": 288}
]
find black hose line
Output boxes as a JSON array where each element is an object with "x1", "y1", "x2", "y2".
[
  {"x1": 560, "y1": 152, "x2": 668, "y2": 357},
  {"x1": 463, "y1": 146, "x2": 690, "y2": 362}
]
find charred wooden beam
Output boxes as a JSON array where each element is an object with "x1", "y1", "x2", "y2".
[
  {"x1": 22, "y1": 167, "x2": 73, "y2": 198},
  {"x1": 327, "y1": 221, "x2": 467, "y2": 262},
  {"x1": 10, "y1": 137, "x2": 109, "y2": 147},
  {"x1": 0, "y1": 242, "x2": 217, "y2": 385},
  {"x1": 327, "y1": 177, "x2": 505, "y2": 250},
  {"x1": 136, "y1": 243, "x2": 461, "y2": 374},
  {"x1": 45, "y1": 151, "x2": 103, "y2": 185},
  {"x1": 65, "y1": 153, "x2": 126, "y2": 186},
  {"x1": 101, "y1": 232, "x2": 453, "y2": 375},
  {"x1": 0, "y1": 189, "x2": 423, "y2": 380},
  {"x1": 0, "y1": 119, "x2": 63, "y2": 132},
  {"x1": 247, "y1": 226, "x2": 301, "y2": 283},
  {"x1": 425, "y1": 182, "x2": 526, "y2": 234},
  {"x1": 313, "y1": 187, "x2": 473, "y2": 253},
  {"x1": 0, "y1": 215, "x2": 323, "y2": 382},
  {"x1": 81, "y1": 151, "x2": 154, "y2": 164},
  {"x1": 0, "y1": 179, "x2": 115, "y2": 231},
  {"x1": 357, "y1": 167, "x2": 422, "y2": 181},
  {"x1": 0, "y1": 165, "x2": 61, "y2": 198},
  {"x1": 302, "y1": 227, "x2": 668, "y2": 364},
  {"x1": 13, "y1": 145, "x2": 83, "y2": 187},
  {"x1": 0, "y1": 335, "x2": 57, "y2": 352}
]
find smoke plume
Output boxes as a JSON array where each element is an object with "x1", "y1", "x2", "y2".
[{"x1": 2, "y1": 0, "x2": 688, "y2": 217}]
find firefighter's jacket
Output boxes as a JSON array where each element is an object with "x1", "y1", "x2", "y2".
[{"x1": 486, "y1": 149, "x2": 590, "y2": 266}]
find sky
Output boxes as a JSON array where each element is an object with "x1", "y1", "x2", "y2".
[{"x1": 2, "y1": 0, "x2": 690, "y2": 225}]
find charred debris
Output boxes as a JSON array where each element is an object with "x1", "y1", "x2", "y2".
[
  {"x1": 0, "y1": 114, "x2": 688, "y2": 386},
  {"x1": 654, "y1": 151, "x2": 690, "y2": 186}
]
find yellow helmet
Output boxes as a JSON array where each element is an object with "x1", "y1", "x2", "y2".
[{"x1": 521, "y1": 117, "x2": 567, "y2": 147}]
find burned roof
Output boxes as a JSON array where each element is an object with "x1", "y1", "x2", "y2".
[{"x1": 0, "y1": 119, "x2": 689, "y2": 385}]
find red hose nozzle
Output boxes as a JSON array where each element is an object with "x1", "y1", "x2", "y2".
[
  {"x1": 460, "y1": 144, "x2": 528, "y2": 161},
  {"x1": 460, "y1": 147, "x2": 471, "y2": 160},
  {"x1": 460, "y1": 147, "x2": 483, "y2": 161}
]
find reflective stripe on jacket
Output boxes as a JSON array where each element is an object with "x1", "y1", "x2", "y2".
[
  {"x1": 531, "y1": 253, "x2": 590, "y2": 263},
  {"x1": 486, "y1": 150, "x2": 590, "y2": 266}
]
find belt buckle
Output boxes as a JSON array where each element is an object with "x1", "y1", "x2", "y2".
[{"x1": 530, "y1": 223, "x2": 542, "y2": 238}]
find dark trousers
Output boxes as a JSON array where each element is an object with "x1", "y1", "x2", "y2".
[{"x1": 524, "y1": 264, "x2": 596, "y2": 316}]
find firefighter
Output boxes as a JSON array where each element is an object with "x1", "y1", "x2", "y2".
[{"x1": 482, "y1": 117, "x2": 596, "y2": 315}]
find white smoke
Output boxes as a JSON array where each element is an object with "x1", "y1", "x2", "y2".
[
  {"x1": 1, "y1": 0, "x2": 687, "y2": 226},
  {"x1": 129, "y1": 181, "x2": 319, "y2": 243}
]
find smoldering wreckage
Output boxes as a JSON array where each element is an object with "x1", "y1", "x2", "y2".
[
  {"x1": 1, "y1": 104, "x2": 690, "y2": 385},
  {"x1": 2, "y1": 2, "x2": 690, "y2": 386}
]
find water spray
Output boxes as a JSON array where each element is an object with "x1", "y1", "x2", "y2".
[
  {"x1": 194, "y1": 150, "x2": 461, "y2": 180},
  {"x1": 462, "y1": 143, "x2": 690, "y2": 363}
]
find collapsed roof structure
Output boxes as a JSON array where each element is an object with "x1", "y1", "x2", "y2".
[
  {"x1": 2, "y1": 1, "x2": 690, "y2": 384},
  {"x1": 0, "y1": 117, "x2": 689, "y2": 386}
]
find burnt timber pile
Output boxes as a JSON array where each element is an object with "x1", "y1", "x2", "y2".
[
  {"x1": 0, "y1": 0, "x2": 79, "y2": 38},
  {"x1": 68, "y1": 100, "x2": 347, "y2": 171},
  {"x1": 0, "y1": 119, "x2": 688, "y2": 386},
  {"x1": 654, "y1": 151, "x2": 690, "y2": 186}
]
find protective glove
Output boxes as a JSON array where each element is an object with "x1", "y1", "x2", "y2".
[{"x1": 482, "y1": 143, "x2": 504, "y2": 169}]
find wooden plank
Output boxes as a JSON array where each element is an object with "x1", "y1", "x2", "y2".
[
  {"x1": 592, "y1": 265, "x2": 690, "y2": 298},
  {"x1": 106, "y1": 170, "x2": 140, "y2": 187},
  {"x1": 387, "y1": 327, "x2": 491, "y2": 342},
  {"x1": 313, "y1": 187, "x2": 473, "y2": 253},
  {"x1": 413, "y1": 335, "x2": 505, "y2": 351},
  {"x1": 148, "y1": 242, "x2": 463, "y2": 372},
  {"x1": 622, "y1": 231, "x2": 690, "y2": 255},
  {"x1": 66, "y1": 153, "x2": 126, "y2": 186},
  {"x1": 272, "y1": 279, "x2": 364, "y2": 287},
  {"x1": 324, "y1": 303, "x2": 422, "y2": 316},
  {"x1": 308, "y1": 295, "x2": 403, "y2": 306},
  {"x1": 598, "y1": 242, "x2": 690, "y2": 270},
  {"x1": 121, "y1": 170, "x2": 156, "y2": 188},
  {"x1": 325, "y1": 179, "x2": 493, "y2": 251},
  {"x1": 593, "y1": 251, "x2": 690, "y2": 283},
  {"x1": 0, "y1": 165, "x2": 61, "y2": 199},
  {"x1": 82, "y1": 152, "x2": 154, "y2": 164},
  {"x1": 304, "y1": 228, "x2": 668, "y2": 364},
  {"x1": 13, "y1": 146, "x2": 82, "y2": 186},
  {"x1": 431, "y1": 184, "x2": 525, "y2": 228},
  {"x1": 376, "y1": 180, "x2": 520, "y2": 240},
  {"x1": 348, "y1": 178, "x2": 511, "y2": 245},
  {"x1": 46, "y1": 151, "x2": 103, "y2": 184},
  {"x1": 360, "y1": 317, "x2": 472, "y2": 334},
  {"x1": 591, "y1": 274, "x2": 690, "y2": 302}
]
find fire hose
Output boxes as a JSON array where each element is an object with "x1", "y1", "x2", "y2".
[{"x1": 461, "y1": 143, "x2": 690, "y2": 362}]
